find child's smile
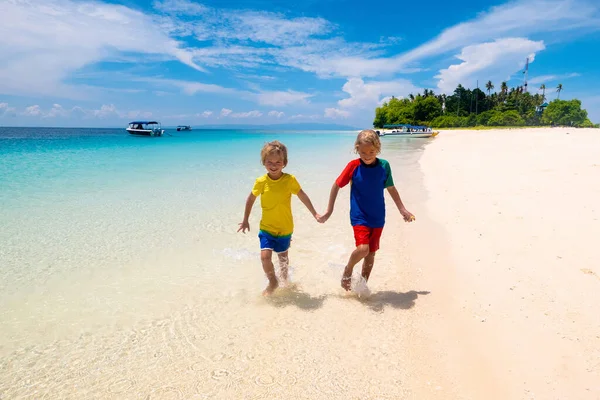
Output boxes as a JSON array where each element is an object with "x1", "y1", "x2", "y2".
[
  {"x1": 357, "y1": 143, "x2": 377, "y2": 164},
  {"x1": 265, "y1": 154, "x2": 284, "y2": 179}
]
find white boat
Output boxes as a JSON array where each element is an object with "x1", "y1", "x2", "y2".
[
  {"x1": 126, "y1": 121, "x2": 165, "y2": 137},
  {"x1": 176, "y1": 125, "x2": 192, "y2": 131},
  {"x1": 375, "y1": 124, "x2": 438, "y2": 138}
]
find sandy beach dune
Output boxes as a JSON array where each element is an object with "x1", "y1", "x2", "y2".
[{"x1": 413, "y1": 127, "x2": 600, "y2": 399}]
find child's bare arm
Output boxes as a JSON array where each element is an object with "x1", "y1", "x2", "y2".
[
  {"x1": 319, "y1": 183, "x2": 340, "y2": 223},
  {"x1": 238, "y1": 193, "x2": 257, "y2": 232},
  {"x1": 386, "y1": 186, "x2": 415, "y2": 222},
  {"x1": 296, "y1": 189, "x2": 321, "y2": 221}
]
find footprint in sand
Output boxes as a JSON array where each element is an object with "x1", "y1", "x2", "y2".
[{"x1": 580, "y1": 269, "x2": 599, "y2": 280}]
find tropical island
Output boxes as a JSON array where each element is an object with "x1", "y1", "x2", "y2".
[{"x1": 373, "y1": 82, "x2": 598, "y2": 129}]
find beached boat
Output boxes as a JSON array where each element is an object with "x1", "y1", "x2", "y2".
[
  {"x1": 126, "y1": 121, "x2": 165, "y2": 137},
  {"x1": 375, "y1": 124, "x2": 438, "y2": 138},
  {"x1": 176, "y1": 125, "x2": 192, "y2": 131}
]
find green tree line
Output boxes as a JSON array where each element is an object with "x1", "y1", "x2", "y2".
[{"x1": 373, "y1": 82, "x2": 597, "y2": 128}]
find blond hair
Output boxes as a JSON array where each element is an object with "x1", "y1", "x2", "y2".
[
  {"x1": 354, "y1": 129, "x2": 381, "y2": 154},
  {"x1": 260, "y1": 140, "x2": 288, "y2": 166}
]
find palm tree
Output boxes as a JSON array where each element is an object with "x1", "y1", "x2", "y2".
[
  {"x1": 485, "y1": 80, "x2": 494, "y2": 96},
  {"x1": 539, "y1": 84, "x2": 546, "y2": 102},
  {"x1": 499, "y1": 81, "x2": 508, "y2": 104},
  {"x1": 556, "y1": 83, "x2": 563, "y2": 99}
]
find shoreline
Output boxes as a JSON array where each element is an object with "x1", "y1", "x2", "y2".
[
  {"x1": 435, "y1": 126, "x2": 600, "y2": 131},
  {"x1": 411, "y1": 127, "x2": 600, "y2": 398}
]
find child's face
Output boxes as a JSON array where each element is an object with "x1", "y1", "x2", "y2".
[
  {"x1": 264, "y1": 153, "x2": 285, "y2": 179},
  {"x1": 357, "y1": 142, "x2": 378, "y2": 165}
]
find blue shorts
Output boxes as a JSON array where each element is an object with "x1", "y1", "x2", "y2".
[{"x1": 259, "y1": 230, "x2": 291, "y2": 253}]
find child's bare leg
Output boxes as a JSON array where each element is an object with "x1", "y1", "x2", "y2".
[
  {"x1": 341, "y1": 244, "x2": 370, "y2": 290},
  {"x1": 277, "y1": 251, "x2": 289, "y2": 282},
  {"x1": 260, "y1": 249, "x2": 278, "y2": 295},
  {"x1": 361, "y1": 251, "x2": 376, "y2": 281}
]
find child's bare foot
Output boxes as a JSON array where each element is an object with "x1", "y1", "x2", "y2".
[
  {"x1": 262, "y1": 280, "x2": 279, "y2": 296},
  {"x1": 341, "y1": 275, "x2": 352, "y2": 291}
]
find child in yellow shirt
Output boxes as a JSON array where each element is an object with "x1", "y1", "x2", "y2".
[{"x1": 238, "y1": 140, "x2": 322, "y2": 295}]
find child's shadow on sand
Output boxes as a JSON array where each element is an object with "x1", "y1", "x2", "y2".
[
  {"x1": 360, "y1": 290, "x2": 430, "y2": 312},
  {"x1": 264, "y1": 284, "x2": 327, "y2": 311}
]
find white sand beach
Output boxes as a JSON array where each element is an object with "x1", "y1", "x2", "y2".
[{"x1": 411, "y1": 127, "x2": 600, "y2": 399}]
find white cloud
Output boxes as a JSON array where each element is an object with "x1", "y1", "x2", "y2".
[
  {"x1": 22, "y1": 105, "x2": 42, "y2": 116},
  {"x1": 197, "y1": 111, "x2": 213, "y2": 117},
  {"x1": 435, "y1": 38, "x2": 546, "y2": 93},
  {"x1": 142, "y1": 78, "x2": 237, "y2": 96},
  {"x1": 231, "y1": 110, "x2": 263, "y2": 118},
  {"x1": 182, "y1": 6, "x2": 334, "y2": 46},
  {"x1": 93, "y1": 104, "x2": 119, "y2": 118},
  {"x1": 268, "y1": 110, "x2": 284, "y2": 118},
  {"x1": 255, "y1": 90, "x2": 312, "y2": 106},
  {"x1": 528, "y1": 73, "x2": 581, "y2": 85},
  {"x1": 398, "y1": 0, "x2": 598, "y2": 66},
  {"x1": 337, "y1": 78, "x2": 422, "y2": 110},
  {"x1": 277, "y1": 0, "x2": 600, "y2": 78},
  {"x1": 153, "y1": 0, "x2": 207, "y2": 16},
  {"x1": 236, "y1": 74, "x2": 277, "y2": 82},
  {"x1": 46, "y1": 104, "x2": 67, "y2": 118},
  {"x1": 273, "y1": 39, "x2": 393, "y2": 79},
  {"x1": 0, "y1": 102, "x2": 16, "y2": 117},
  {"x1": 139, "y1": 77, "x2": 313, "y2": 107},
  {"x1": 324, "y1": 108, "x2": 350, "y2": 119},
  {"x1": 188, "y1": 45, "x2": 271, "y2": 69},
  {"x1": 220, "y1": 108, "x2": 232, "y2": 117},
  {"x1": 0, "y1": 0, "x2": 202, "y2": 98},
  {"x1": 8, "y1": 103, "x2": 153, "y2": 119},
  {"x1": 70, "y1": 106, "x2": 87, "y2": 118},
  {"x1": 289, "y1": 114, "x2": 319, "y2": 120}
]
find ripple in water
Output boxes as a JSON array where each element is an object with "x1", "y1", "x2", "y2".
[
  {"x1": 145, "y1": 386, "x2": 183, "y2": 400},
  {"x1": 210, "y1": 369, "x2": 231, "y2": 380},
  {"x1": 107, "y1": 378, "x2": 135, "y2": 394}
]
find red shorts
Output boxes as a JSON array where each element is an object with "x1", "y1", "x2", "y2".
[{"x1": 352, "y1": 225, "x2": 383, "y2": 252}]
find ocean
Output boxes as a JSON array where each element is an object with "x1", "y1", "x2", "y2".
[{"x1": 0, "y1": 127, "x2": 430, "y2": 399}]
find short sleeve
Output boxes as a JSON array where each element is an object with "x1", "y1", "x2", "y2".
[
  {"x1": 335, "y1": 160, "x2": 360, "y2": 188},
  {"x1": 288, "y1": 175, "x2": 301, "y2": 195},
  {"x1": 251, "y1": 177, "x2": 265, "y2": 197},
  {"x1": 381, "y1": 159, "x2": 395, "y2": 188}
]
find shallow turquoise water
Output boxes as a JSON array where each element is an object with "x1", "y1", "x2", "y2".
[{"x1": 0, "y1": 126, "x2": 430, "y2": 399}]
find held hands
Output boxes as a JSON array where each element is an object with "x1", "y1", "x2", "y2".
[
  {"x1": 316, "y1": 211, "x2": 331, "y2": 224},
  {"x1": 400, "y1": 208, "x2": 416, "y2": 222},
  {"x1": 237, "y1": 220, "x2": 250, "y2": 233}
]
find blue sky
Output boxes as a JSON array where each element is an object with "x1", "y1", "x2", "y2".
[{"x1": 1, "y1": 0, "x2": 599, "y2": 127}]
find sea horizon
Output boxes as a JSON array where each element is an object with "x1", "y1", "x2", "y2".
[{"x1": 0, "y1": 122, "x2": 363, "y2": 131}]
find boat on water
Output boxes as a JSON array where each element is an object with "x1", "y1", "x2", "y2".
[
  {"x1": 375, "y1": 124, "x2": 438, "y2": 138},
  {"x1": 126, "y1": 121, "x2": 165, "y2": 137},
  {"x1": 176, "y1": 125, "x2": 192, "y2": 131}
]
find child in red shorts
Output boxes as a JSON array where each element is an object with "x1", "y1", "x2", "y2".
[{"x1": 318, "y1": 130, "x2": 415, "y2": 291}]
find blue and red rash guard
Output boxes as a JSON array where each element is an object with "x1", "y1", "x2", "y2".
[{"x1": 335, "y1": 158, "x2": 395, "y2": 228}]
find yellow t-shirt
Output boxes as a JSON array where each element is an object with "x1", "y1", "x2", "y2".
[{"x1": 252, "y1": 173, "x2": 301, "y2": 236}]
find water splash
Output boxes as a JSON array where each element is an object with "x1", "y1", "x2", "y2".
[{"x1": 351, "y1": 274, "x2": 371, "y2": 299}]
